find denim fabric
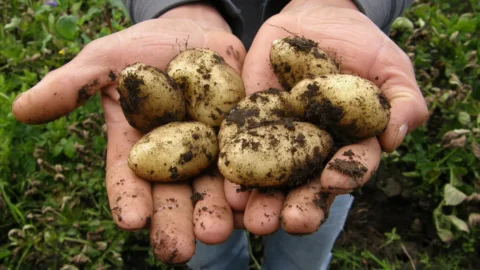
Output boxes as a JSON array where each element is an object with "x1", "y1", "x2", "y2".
[{"x1": 187, "y1": 194, "x2": 354, "y2": 270}]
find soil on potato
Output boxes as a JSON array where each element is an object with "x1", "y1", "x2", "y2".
[
  {"x1": 118, "y1": 72, "x2": 146, "y2": 114},
  {"x1": 305, "y1": 100, "x2": 344, "y2": 129},
  {"x1": 284, "y1": 36, "x2": 329, "y2": 61}
]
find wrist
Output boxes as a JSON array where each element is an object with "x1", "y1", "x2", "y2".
[
  {"x1": 159, "y1": 3, "x2": 231, "y2": 33},
  {"x1": 282, "y1": 0, "x2": 359, "y2": 12}
]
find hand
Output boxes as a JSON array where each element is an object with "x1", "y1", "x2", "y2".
[
  {"x1": 224, "y1": 0, "x2": 428, "y2": 235},
  {"x1": 12, "y1": 4, "x2": 246, "y2": 264}
]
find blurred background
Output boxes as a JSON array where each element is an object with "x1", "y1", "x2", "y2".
[{"x1": 0, "y1": 0, "x2": 479, "y2": 269}]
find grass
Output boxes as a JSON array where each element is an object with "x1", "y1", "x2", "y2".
[{"x1": 1, "y1": 0, "x2": 479, "y2": 269}]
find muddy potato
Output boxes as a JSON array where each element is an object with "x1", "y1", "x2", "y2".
[
  {"x1": 218, "y1": 88, "x2": 292, "y2": 148},
  {"x1": 270, "y1": 36, "x2": 338, "y2": 91},
  {"x1": 128, "y1": 122, "x2": 218, "y2": 182},
  {"x1": 166, "y1": 48, "x2": 246, "y2": 126},
  {"x1": 118, "y1": 63, "x2": 186, "y2": 133},
  {"x1": 218, "y1": 122, "x2": 333, "y2": 188},
  {"x1": 288, "y1": 74, "x2": 391, "y2": 140}
]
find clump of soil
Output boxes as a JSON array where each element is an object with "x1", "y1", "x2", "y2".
[
  {"x1": 77, "y1": 79, "x2": 99, "y2": 105},
  {"x1": 118, "y1": 72, "x2": 146, "y2": 114},
  {"x1": 108, "y1": 70, "x2": 117, "y2": 81},
  {"x1": 190, "y1": 191, "x2": 205, "y2": 205},
  {"x1": 284, "y1": 36, "x2": 318, "y2": 53},
  {"x1": 225, "y1": 107, "x2": 260, "y2": 126},
  {"x1": 377, "y1": 92, "x2": 391, "y2": 110},
  {"x1": 286, "y1": 146, "x2": 325, "y2": 188},
  {"x1": 305, "y1": 100, "x2": 344, "y2": 130},
  {"x1": 328, "y1": 158, "x2": 368, "y2": 179}
]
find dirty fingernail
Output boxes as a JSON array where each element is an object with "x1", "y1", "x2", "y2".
[{"x1": 393, "y1": 124, "x2": 408, "y2": 149}]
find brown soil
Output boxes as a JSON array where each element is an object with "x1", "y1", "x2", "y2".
[
  {"x1": 179, "y1": 150, "x2": 194, "y2": 164},
  {"x1": 377, "y1": 92, "x2": 391, "y2": 110},
  {"x1": 284, "y1": 36, "x2": 318, "y2": 53},
  {"x1": 190, "y1": 191, "x2": 205, "y2": 205},
  {"x1": 77, "y1": 79, "x2": 98, "y2": 105},
  {"x1": 118, "y1": 72, "x2": 146, "y2": 114},
  {"x1": 225, "y1": 106, "x2": 260, "y2": 126},
  {"x1": 108, "y1": 70, "x2": 117, "y2": 81},
  {"x1": 169, "y1": 167, "x2": 179, "y2": 180},
  {"x1": 327, "y1": 158, "x2": 368, "y2": 179},
  {"x1": 305, "y1": 100, "x2": 344, "y2": 130}
]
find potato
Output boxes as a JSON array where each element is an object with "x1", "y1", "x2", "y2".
[
  {"x1": 270, "y1": 36, "x2": 338, "y2": 91},
  {"x1": 118, "y1": 63, "x2": 186, "y2": 133},
  {"x1": 128, "y1": 122, "x2": 218, "y2": 182},
  {"x1": 288, "y1": 74, "x2": 391, "y2": 140},
  {"x1": 218, "y1": 88, "x2": 292, "y2": 148},
  {"x1": 166, "y1": 48, "x2": 246, "y2": 126},
  {"x1": 218, "y1": 122, "x2": 333, "y2": 188}
]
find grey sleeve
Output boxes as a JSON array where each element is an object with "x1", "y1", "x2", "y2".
[
  {"x1": 121, "y1": 0, "x2": 201, "y2": 24},
  {"x1": 352, "y1": 0, "x2": 413, "y2": 33},
  {"x1": 121, "y1": 0, "x2": 244, "y2": 37}
]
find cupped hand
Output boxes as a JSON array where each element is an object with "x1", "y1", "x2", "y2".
[
  {"x1": 225, "y1": 0, "x2": 428, "y2": 235},
  {"x1": 12, "y1": 4, "x2": 246, "y2": 264}
]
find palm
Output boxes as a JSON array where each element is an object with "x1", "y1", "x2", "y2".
[
  {"x1": 224, "y1": 4, "x2": 427, "y2": 235},
  {"x1": 13, "y1": 16, "x2": 246, "y2": 264}
]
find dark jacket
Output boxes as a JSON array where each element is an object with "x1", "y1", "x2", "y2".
[{"x1": 121, "y1": 0, "x2": 412, "y2": 49}]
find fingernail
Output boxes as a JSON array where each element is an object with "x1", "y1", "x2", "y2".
[{"x1": 393, "y1": 124, "x2": 408, "y2": 149}]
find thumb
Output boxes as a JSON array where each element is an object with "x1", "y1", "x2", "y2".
[
  {"x1": 12, "y1": 34, "x2": 120, "y2": 124},
  {"x1": 367, "y1": 46, "x2": 428, "y2": 152}
]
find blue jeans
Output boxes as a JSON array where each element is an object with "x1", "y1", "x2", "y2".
[{"x1": 187, "y1": 194, "x2": 354, "y2": 270}]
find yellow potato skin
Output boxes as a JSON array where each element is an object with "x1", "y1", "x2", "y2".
[
  {"x1": 218, "y1": 89, "x2": 291, "y2": 148},
  {"x1": 218, "y1": 122, "x2": 333, "y2": 188},
  {"x1": 118, "y1": 63, "x2": 186, "y2": 134},
  {"x1": 270, "y1": 37, "x2": 338, "y2": 91},
  {"x1": 289, "y1": 74, "x2": 391, "y2": 139},
  {"x1": 128, "y1": 122, "x2": 218, "y2": 182},
  {"x1": 166, "y1": 48, "x2": 246, "y2": 127}
]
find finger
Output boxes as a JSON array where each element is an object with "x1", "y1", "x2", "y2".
[
  {"x1": 321, "y1": 137, "x2": 381, "y2": 194},
  {"x1": 243, "y1": 190, "x2": 285, "y2": 235},
  {"x1": 12, "y1": 35, "x2": 121, "y2": 124},
  {"x1": 233, "y1": 212, "x2": 245, "y2": 229},
  {"x1": 377, "y1": 76, "x2": 428, "y2": 152},
  {"x1": 224, "y1": 179, "x2": 251, "y2": 211},
  {"x1": 102, "y1": 86, "x2": 153, "y2": 230},
  {"x1": 150, "y1": 183, "x2": 195, "y2": 265},
  {"x1": 192, "y1": 170, "x2": 233, "y2": 244},
  {"x1": 280, "y1": 176, "x2": 336, "y2": 234}
]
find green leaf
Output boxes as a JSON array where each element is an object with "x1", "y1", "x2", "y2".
[
  {"x1": 63, "y1": 138, "x2": 75, "y2": 158},
  {"x1": 0, "y1": 249, "x2": 12, "y2": 260},
  {"x1": 4, "y1": 16, "x2": 21, "y2": 30},
  {"x1": 444, "y1": 184, "x2": 467, "y2": 206},
  {"x1": 437, "y1": 228, "x2": 454, "y2": 243},
  {"x1": 453, "y1": 13, "x2": 476, "y2": 33},
  {"x1": 447, "y1": 215, "x2": 470, "y2": 233},
  {"x1": 392, "y1": 17, "x2": 414, "y2": 32},
  {"x1": 53, "y1": 144, "x2": 63, "y2": 157},
  {"x1": 55, "y1": 15, "x2": 79, "y2": 40},
  {"x1": 109, "y1": 0, "x2": 130, "y2": 18},
  {"x1": 458, "y1": 112, "x2": 471, "y2": 126},
  {"x1": 433, "y1": 206, "x2": 454, "y2": 243},
  {"x1": 44, "y1": 230, "x2": 58, "y2": 246}
]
